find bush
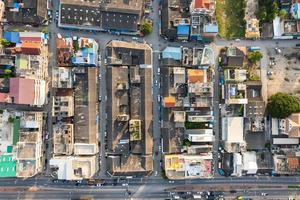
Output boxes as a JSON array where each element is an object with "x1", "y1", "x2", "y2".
[
  {"x1": 248, "y1": 51, "x2": 263, "y2": 64},
  {"x1": 4, "y1": 69, "x2": 12, "y2": 74},
  {"x1": 141, "y1": 21, "x2": 153, "y2": 35},
  {"x1": 8, "y1": 117, "x2": 14, "y2": 123},
  {"x1": 183, "y1": 139, "x2": 192, "y2": 147},
  {"x1": 0, "y1": 38, "x2": 12, "y2": 47},
  {"x1": 42, "y1": 27, "x2": 49, "y2": 33},
  {"x1": 279, "y1": 9, "x2": 287, "y2": 19},
  {"x1": 257, "y1": 0, "x2": 278, "y2": 23},
  {"x1": 249, "y1": 74, "x2": 260, "y2": 81},
  {"x1": 267, "y1": 92, "x2": 300, "y2": 118},
  {"x1": 185, "y1": 122, "x2": 208, "y2": 129}
]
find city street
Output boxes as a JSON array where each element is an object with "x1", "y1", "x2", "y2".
[
  {"x1": 1, "y1": 0, "x2": 300, "y2": 199},
  {"x1": 0, "y1": 176, "x2": 300, "y2": 199}
]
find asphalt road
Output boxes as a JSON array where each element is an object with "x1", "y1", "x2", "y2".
[{"x1": 0, "y1": 176, "x2": 300, "y2": 199}]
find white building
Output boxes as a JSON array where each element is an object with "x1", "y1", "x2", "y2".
[
  {"x1": 222, "y1": 117, "x2": 246, "y2": 153},
  {"x1": 242, "y1": 151, "x2": 258, "y2": 175}
]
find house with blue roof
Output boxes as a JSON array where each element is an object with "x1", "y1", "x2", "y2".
[
  {"x1": 162, "y1": 47, "x2": 182, "y2": 60},
  {"x1": 190, "y1": 12, "x2": 218, "y2": 42},
  {"x1": 4, "y1": 32, "x2": 20, "y2": 44},
  {"x1": 71, "y1": 38, "x2": 98, "y2": 67},
  {"x1": 291, "y1": 3, "x2": 300, "y2": 20},
  {"x1": 177, "y1": 25, "x2": 190, "y2": 40}
]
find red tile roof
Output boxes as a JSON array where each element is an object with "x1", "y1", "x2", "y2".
[
  {"x1": 21, "y1": 42, "x2": 41, "y2": 55},
  {"x1": 194, "y1": 0, "x2": 211, "y2": 9},
  {"x1": 20, "y1": 37, "x2": 42, "y2": 42},
  {"x1": 9, "y1": 78, "x2": 35, "y2": 105},
  {"x1": 0, "y1": 93, "x2": 9, "y2": 102}
]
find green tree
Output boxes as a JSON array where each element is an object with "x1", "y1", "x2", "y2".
[
  {"x1": 248, "y1": 51, "x2": 263, "y2": 64},
  {"x1": 0, "y1": 38, "x2": 11, "y2": 47},
  {"x1": 8, "y1": 117, "x2": 14, "y2": 123},
  {"x1": 42, "y1": 27, "x2": 49, "y2": 33},
  {"x1": 141, "y1": 21, "x2": 153, "y2": 35},
  {"x1": 4, "y1": 69, "x2": 12, "y2": 74},
  {"x1": 267, "y1": 92, "x2": 300, "y2": 118},
  {"x1": 183, "y1": 139, "x2": 192, "y2": 147},
  {"x1": 278, "y1": 9, "x2": 288, "y2": 19}
]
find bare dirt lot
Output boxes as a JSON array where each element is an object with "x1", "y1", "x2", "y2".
[{"x1": 267, "y1": 47, "x2": 300, "y2": 98}]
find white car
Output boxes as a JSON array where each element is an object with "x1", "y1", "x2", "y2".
[{"x1": 158, "y1": 53, "x2": 161, "y2": 60}]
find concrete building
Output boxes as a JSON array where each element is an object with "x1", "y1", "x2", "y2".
[
  {"x1": 279, "y1": 113, "x2": 300, "y2": 138},
  {"x1": 52, "y1": 95, "x2": 74, "y2": 118},
  {"x1": 164, "y1": 154, "x2": 213, "y2": 179},
  {"x1": 0, "y1": 1, "x2": 4, "y2": 23},
  {"x1": 71, "y1": 37, "x2": 98, "y2": 67},
  {"x1": 0, "y1": 111, "x2": 44, "y2": 178},
  {"x1": 106, "y1": 41, "x2": 153, "y2": 176},
  {"x1": 222, "y1": 117, "x2": 246, "y2": 153},
  {"x1": 53, "y1": 123, "x2": 74, "y2": 156},
  {"x1": 225, "y1": 83, "x2": 248, "y2": 105},
  {"x1": 242, "y1": 151, "x2": 258, "y2": 175},
  {"x1": 56, "y1": 37, "x2": 73, "y2": 67},
  {"x1": 0, "y1": 77, "x2": 46, "y2": 106},
  {"x1": 100, "y1": 0, "x2": 144, "y2": 33},
  {"x1": 4, "y1": 0, "x2": 47, "y2": 26},
  {"x1": 273, "y1": 151, "x2": 300, "y2": 175},
  {"x1": 58, "y1": 0, "x2": 144, "y2": 34},
  {"x1": 161, "y1": 0, "x2": 191, "y2": 41},
  {"x1": 50, "y1": 156, "x2": 98, "y2": 180},
  {"x1": 53, "y1": 67, "x2": 73, "y2": 88}
]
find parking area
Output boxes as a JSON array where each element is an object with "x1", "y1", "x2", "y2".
[{"x1": 267, "y1": 47, "x2": 300, "y2": 98}]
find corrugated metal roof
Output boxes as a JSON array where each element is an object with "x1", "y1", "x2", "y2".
[
  {"x1": 4, "y1": 32, "x2": 20, "y2": 43},
  {"x1": 162, "y1": 47, "x2": 182, "y2": 60},
  {"x1": 177, "y1": 25, "x2": 190, "y2": 35}
]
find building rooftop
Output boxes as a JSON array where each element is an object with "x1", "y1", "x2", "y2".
[
  {"x1": 73, "y1": 68, "x2": 98, "y2": 144},
  {"x1": 0, "y1": 154, "x2": 16, "y2": 177},
  {"x1": 242, "y1": 151, "x2": 258, "y2": 174},
  {"x1": 107, "y1": 154, "x2": 153, "y2": 176},
  {"x1": 106, "y1": 64, "x2": 153, "y2": 175},
  {"x1": 72, "y1": 38, "x2": 98, "y2": 67},
  {"x1": 53, "y1": 123, "x2": 74, "y2": 155},
  {"x1": 106, "y1": 40, "x2": 152, "y2": 66},
  {"x1": 162, "y1": 47, "x2": 182, "y2": 60},
  {"x1": 100, "y1": 0, "x2": 143, "y2": 32},
  {"x1": 59, "y1": 0, "x2": 101, "y2": 28},
  {"x1": 53, "y1": 94, "x2": 74, "y2": 118},
  {"x1": 222, "y1": 117, "x2": 246, "y2": 153},
  {"x1": 57, "y1": 38, "x2": 73, "y2": 67},
  {"x1": 50, "y1": 156, "x2": 98, "y2": 180},
  {"x1": 4, "y1": 0, "x2": 47, "y2": 25},
  {"x1": 222, "y1": 117, "x2": 244, "y2": 142},
  {"x1": 164, "y1": 154, "x2": 213, "y2": 179},
  {"x1": 161, "y1": 0, "x2": 191, "y2": 40},
  {"x1": 9, "y1": 77, "x2": 35, "y2": 105},
  {"x1": 281, "y1": 113, "x2": 300, "y2": 138}
]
